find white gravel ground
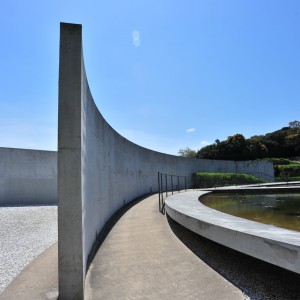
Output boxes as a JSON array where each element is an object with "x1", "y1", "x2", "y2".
[{"x1": 0, "y1": 205, "x2": 57, "y2": 293}]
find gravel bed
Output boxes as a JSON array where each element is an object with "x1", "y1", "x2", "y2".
[{"x1": 0, "y1": 205, "x2": 57, "y2": 293}]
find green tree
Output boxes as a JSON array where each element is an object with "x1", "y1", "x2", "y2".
[
  {"x1": 289, "y1": 120, "x2": 300, "y2": 128},
  {"x1": 194, "y1": 121, "x2": 300, "y2": 160},
  {"x1": 178, "y1": 147, "x2": 196, "y2": 158}
]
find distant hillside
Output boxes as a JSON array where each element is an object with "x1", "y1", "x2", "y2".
[{"x1": 196, "y1": 121, "x2": 300, "y2": 161}]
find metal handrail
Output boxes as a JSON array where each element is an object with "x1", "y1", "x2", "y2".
[{"x1": 158, "y1": 172, "x2": 188, "y2": 214}]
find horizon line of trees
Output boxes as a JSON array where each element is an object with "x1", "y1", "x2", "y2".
[{"x1": 179, "y1": 121, "x2": 300, "y2": 160}]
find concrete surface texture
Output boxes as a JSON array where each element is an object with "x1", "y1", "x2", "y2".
[
  {"x1": 57, "y1": 22, "x2": 274, "y2": 299},
  {"x1": 84, "y1": 194, "x2": 243, "y2": 300},
  {"x1": 165, "y1": 190, "x2": 300, "y2": 274},
  {"x1": 0, "y1": 147, "x2": 57, "y2": 205},
  {"x1": 0, "y1": 196, "x2": 242, "y2": 299},
  {"x1": 2, "y1": 194, "x2": 300, "y2": 299}
]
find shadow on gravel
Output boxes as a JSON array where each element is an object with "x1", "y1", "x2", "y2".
[{"x1": 167, "y1": 214, "x2": 300, "y2": 300}]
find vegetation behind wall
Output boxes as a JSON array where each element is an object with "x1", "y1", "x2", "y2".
[
  {"x1": 192, "y1": 172, "x2": 266, "y2": 188},
  {"x1": 265, "y1": 158, "x2": 300, "y2": 181}
]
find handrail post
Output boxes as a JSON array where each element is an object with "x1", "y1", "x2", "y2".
[
  {"x1": 185, "y1": 176, "x2": 187, "y2": 191},
  {"x1": 165, "y1": 174, "x2": 168, "y2": 198},
  {"x1": 171, "y1": 175, "x2": 173, "y2": 195},
  {"x1": 158, "y1": 172, "x2": 161, "y2": 212},
  {"x1": 160, "y1": 173, "x2": 163, "y2": 198}
]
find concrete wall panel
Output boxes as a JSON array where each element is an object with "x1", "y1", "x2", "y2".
[
  {"x1": 58, "y1": 23, "x2": 274, "y2": 299},
  {"x1": 0, "y1": 147, "x2": 57, "y2": 205}
]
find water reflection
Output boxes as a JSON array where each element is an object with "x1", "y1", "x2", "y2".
[{"x1": 201, "y1": 193, "x2": 300, "y2": 232}]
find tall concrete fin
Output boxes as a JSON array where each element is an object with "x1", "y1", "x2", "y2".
[{"x1": 58, "y1": 23, "x2": 84, "y2": 299}]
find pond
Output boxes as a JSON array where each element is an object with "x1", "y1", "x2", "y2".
[{"x1": 201, "y1": 193, "x2": 300, "y2": 232}]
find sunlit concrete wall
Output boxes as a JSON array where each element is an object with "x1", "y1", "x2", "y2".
[
  {"x1": 58, "y1": 23, "x2": 274, "y2": 299},
  {"x1": 0, "y1": 147, "x2": 57, "y2": 205}
]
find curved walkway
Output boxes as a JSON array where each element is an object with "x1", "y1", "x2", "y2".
[
  {"x1": 84, "y1": 194, "x2": 242, "y2": 299},
  {"x1": 1, "y1": 194, "x2": 242, "y2": 299}
]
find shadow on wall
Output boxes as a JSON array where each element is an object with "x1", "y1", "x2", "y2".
[{"x1": 166, "y1": 215, "x2": 300, "y2": 299}]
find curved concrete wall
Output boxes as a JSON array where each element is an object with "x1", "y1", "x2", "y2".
[
  {"x1": 57, "y1": 23, "x2": 274, "y2": 299},
  {"x1": 0, "y1": 147, "x2": 57, "y2": 205}
]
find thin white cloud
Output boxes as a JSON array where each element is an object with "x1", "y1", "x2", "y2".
[
  {"x1": 200, "y1": 140, "x2": 211, "y2": 148},
  {"x1": 186, "y1": 128, "x2": 196, "y2": 133},
  {"x1": 132, "y1": 30, "x2": 141, "y2": 47}
]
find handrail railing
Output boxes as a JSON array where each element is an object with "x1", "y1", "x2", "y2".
[
  {"x1": 158, "y1": 171, "x2": 275, "y2": 213},
  {"x1": 158, "y1": 172, "x2": 188, "y2": 214}
]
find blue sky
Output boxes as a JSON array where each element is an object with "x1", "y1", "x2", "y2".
[{"x1": 0, "y1": 1, "x2": 299, "y2": 155}]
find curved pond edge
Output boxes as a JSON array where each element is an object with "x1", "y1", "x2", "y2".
[{"x1": 165, "y1": 188, "x2": 300, "y2": 274}]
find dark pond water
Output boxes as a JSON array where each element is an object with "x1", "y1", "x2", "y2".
[{"x1": 201, "y1": 193, "x2": 300, "y2": 232}]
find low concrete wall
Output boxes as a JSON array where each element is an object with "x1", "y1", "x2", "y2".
[
  {"x1": 57, "y1": 23, "x2": 274, "y2": 299},
  {"x1": 0, "y1": 145, "x2": 273, "y2": 208},
  {"x1": 165, "y1": 191, "x2": 300, "y2": 275},
  {"x1": 0, "y1": 147, "x2": 57, "y2": 205}
]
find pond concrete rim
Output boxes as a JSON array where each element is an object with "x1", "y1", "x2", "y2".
[{"x1": 165, "y1": 188, "x2": 300, "y2": 274}]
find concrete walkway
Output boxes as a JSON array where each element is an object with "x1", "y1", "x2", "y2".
[
  {"x1": 84, "y1": 194, "x2": 242, "y2": 299},
  {"x1": 1, "y1": 194, "x2": 243, "y2": 299}
]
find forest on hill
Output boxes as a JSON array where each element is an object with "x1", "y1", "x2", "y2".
[{"x1": 193, "y1": 121, "x2": 300, "y2": 161}]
